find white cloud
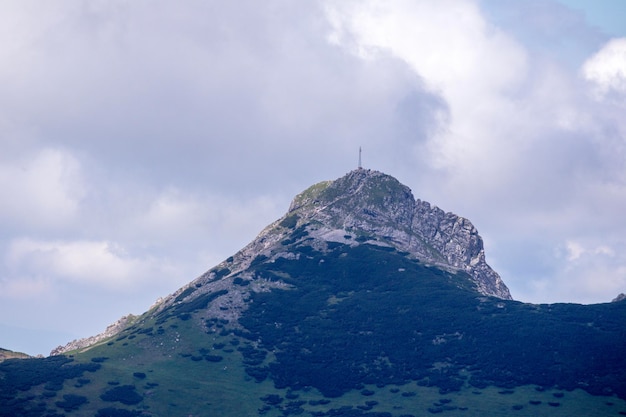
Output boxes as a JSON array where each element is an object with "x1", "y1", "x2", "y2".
[
  {"x1": 324, "y1": 0, "x2": 532, "y2": 184},
  {"x1": 327, "y1": 0, "x2": 528, "y2": 96},
  {"x1": 131, "y1": 187, "x2": 286, "y2": 264},
  {"x1": 554, "y1": 239, "x2": 626, "y2": 303},
  {"x1": 5, "y1": 238, "x2": 174, "y2": 292},
  {"x1": 132, "y1": 187, "x2": 282, "y2": 241},
  {"x1": 139, "y1": 188, "x2": 209, "y2": 238},
  {"x1": 0, "y1": 148, "x2": 85, "y2": 230},
  {"x1": 582, "y1": 37, "x2": 626, "y2": 97},
  {"x1": 0, "y1": 276, "x2": 52, "y2": 299},
  {"x1": 500, "y1": 238, "x2": 626, "y2": 305},
  {"x1": 564, "y1": 240, "x2": 614, "y2": 262}
]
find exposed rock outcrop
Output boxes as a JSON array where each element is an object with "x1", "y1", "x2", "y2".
[
  {"x1": 612, "y1": 293, "x2": 626, "y2": 303},
  {"x1": 0, "y1": 347, "x2": 31, "y2": 361},
  {"x1": 50, "y1": 314, "x2": 136, "y2": 356},
  {"x1": 157, "y1": 169, "x2": 511, "y2": 321},
  {"x1": 230, "y1": 169, "x2": 510, "y2": 299}
]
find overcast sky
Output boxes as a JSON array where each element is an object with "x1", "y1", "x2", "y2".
[{"x1": 1, "y1": 0, "x2": 625, "y2": 356}]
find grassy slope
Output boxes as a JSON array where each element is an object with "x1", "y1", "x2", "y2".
[{"x1": 3, "y1": 323, "x2": 626, "y2": 417}]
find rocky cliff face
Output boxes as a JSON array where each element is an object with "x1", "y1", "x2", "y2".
[{"x1": 231, "y1": 169, "x2": 510, "y2": 299}]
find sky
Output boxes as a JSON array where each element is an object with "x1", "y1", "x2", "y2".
[{"x1": 1, "y1": 0, "x2": 625, "y2": 356}]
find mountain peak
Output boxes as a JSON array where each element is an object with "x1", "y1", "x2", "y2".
[
  {"x1": 290, "y1": 169, "x2": 408, "y2": 208},
  {"x1": 225, "y1": 169, "x2": 510, "y2": 300},
  {"x1": 142, "y1": 169, "x2": 511, "y2": 334}
]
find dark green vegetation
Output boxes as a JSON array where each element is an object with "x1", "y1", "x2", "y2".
[
  {"x1": 1, "y1": 243, "x2": 625, "y2": 416},
  {"x1": 0, "y1": 356, "x2": 100, "y2": 416},
  {"x1": 238, "y1": 243, "x2": 626, "y2": 399}
]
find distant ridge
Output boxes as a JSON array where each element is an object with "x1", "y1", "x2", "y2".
[{"x1": 0, "y1": 347, "x2": 30, "y2": 361}]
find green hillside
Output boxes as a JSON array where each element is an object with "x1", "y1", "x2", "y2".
[{"x1": 1, "y1": 243, "x2": 625, "y2": 417}]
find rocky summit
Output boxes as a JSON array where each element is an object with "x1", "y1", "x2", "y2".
[
  {"x1": 284, "y1": 169, "x2": 510, "y2": 299},
  {"x1": 142, "y1": 169, "x2": 511, "y2": 336},
  {"x1": 2, "y1": 169, "x2": 626, "y2": 417},
  {"x1": 158, "y1": 169, "x2": 509, "y2": 317}
]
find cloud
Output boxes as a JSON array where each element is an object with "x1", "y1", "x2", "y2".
[
  {"x1": 0, "y1": 0, "x2": 446, "y2": 196},
  {"x1": 127, "y1": 187, "x2": 287, "y2": 269},
  {"x1": 0, "y1": 275, "x2": 52, "y2": 300},
  {"x1": 137, "y1": 188, "x2": 280, "y2": 242},
  {"x1": 551, "y1": 239, "x2": 626, "y2": 303},
  {"x1": 582, "y1": 37, "x2": 626, "y2": 98},
  {"x1": 564, "y1": 240, "x2": 614, "y2": 262},
  {"x1": 0, "y1": 148, "x2": 84, "y2": 231},
  {"x1": 4, "y1": 238, "x2": 173, "y2": 292},
  {"x1": 327, "y1": 0, "x2": 528, "y2": 95},
  {"x1": 325, "y1": 0, "x2": 530, "y2": 186}
]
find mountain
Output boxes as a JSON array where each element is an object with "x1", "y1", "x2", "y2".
[
  {"x1": 0, "y1": 347, "x2": 31, "y2": 362},
  {"x1": 2, "y1": 169, "x2": 626, "y2": 417}
]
